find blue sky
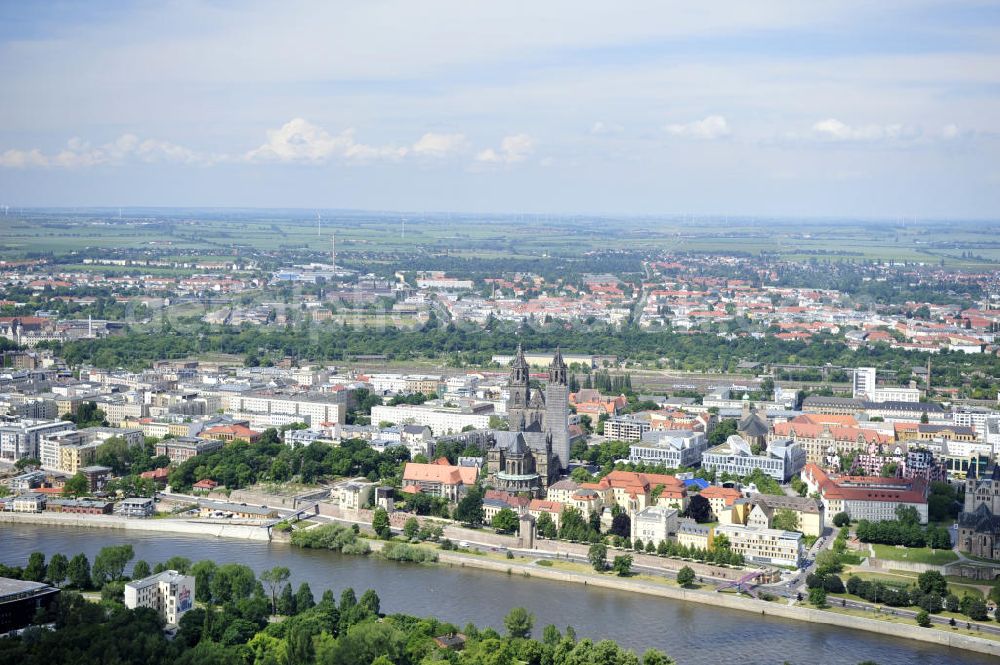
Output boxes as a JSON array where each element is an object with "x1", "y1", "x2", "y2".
[{"x1": 1, "y1": 1, "x2": 998, "y2": 219}]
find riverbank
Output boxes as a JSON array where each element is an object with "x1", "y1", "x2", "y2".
[
  {"x1": 6, "y1": 515, "x2": 997, "y2": 658},
  {"x1": 0, "y1": 512, "x2": 270, "y2": 541},
  {"x1": 359, "y1": 539, "x2": 1000, "y2": 658}
]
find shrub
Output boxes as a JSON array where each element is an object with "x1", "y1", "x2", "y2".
[{"x1": 380, "y1": 542, "x2": 439, "y2": 564}]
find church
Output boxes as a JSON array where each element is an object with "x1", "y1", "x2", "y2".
[
  {"x1": 957, "y1": 462, "x2": 1000, "y2": 560},
  {"x1": 486, "y1": 346, "x2": 570, "y2": 497}
]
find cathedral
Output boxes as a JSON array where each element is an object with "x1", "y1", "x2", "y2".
[
  {"x1": 957, "y1": 462, "x2": 1000, "y2": 560},
  {"x1": 486, "y1": 346, "x2": 570, "y2": 496}
]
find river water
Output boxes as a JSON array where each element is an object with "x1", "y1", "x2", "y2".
[{"x1": 1, "y1": 524, "x2": 993, "y2": 665}]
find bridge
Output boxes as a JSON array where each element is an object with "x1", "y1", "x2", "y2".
[
  {"x1": 262, "y1": 503, "x2": 320, "y2": 534},
  {"x1": 716, "y1": 570, "x2": 767, "y2": 597}
]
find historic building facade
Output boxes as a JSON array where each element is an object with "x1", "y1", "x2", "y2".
[
  {"x1": 958, "y1": 463, "x2": 1000, "y2": 560},
  {"x1": 486, "y1": 346, "x2": 569, "y2": 496}
]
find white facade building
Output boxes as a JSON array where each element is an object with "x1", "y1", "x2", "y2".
[
  {"x1": 630, "y1": 505, "x2": 679, "y2": 545},
  {"x1": 852, "y1": 367, "x2": 877, "y2": 400},
  {"x1": 124, "y1": 570, "x2": 195, "y2": 626},
  {"x1": 0, "y1": 419, "x2": 76, "y2": 462},
  {"x1": 701, "y1": 435, "x2": 806, "y2": 482},
  {"x1": 628, "y1": 430, "x2": 708, "y2": 468},
  {"x1": 715, "y1": 523, "x2": 803, "y2": 567},
  {"x1": 371, "y1": 403, "x2": 492, "y2": 435}
]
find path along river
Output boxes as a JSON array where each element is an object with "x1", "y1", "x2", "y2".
[{"x1": 2, "y1": 524, "x2": 994, "y2": 665}]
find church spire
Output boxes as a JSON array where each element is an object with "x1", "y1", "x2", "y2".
[{"x1": 548, "y1": 347, "x2": 567, "y2": 385}]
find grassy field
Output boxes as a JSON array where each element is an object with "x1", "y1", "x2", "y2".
[
  {"x1": 846, "y1": 569, "x2": 985, "y2": 598},
  {"x1": 871, "y1": 544, "x2": 959, "y2": 565},
  {"x1": 2, "y1": 210, "x2": 999, "y2": 268}
]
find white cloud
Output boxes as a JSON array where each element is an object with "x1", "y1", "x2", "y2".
[
  {"x1": 811, "y1": 118, "x2": 916, "y2": 142},
  {"x1": 0, "y1": 133, "x2": 219, "y2": 168},
  {"x1": 410, "y1": 132, "x2": 469, "y2": 157},
  {"x1": 941, "y1": 123, "x2": 960, "y2": 140},
  {"x1": 245, "y1": 118, "x2": 408, "y2": 163},
  {"x1": 664, "y1": 115, "x2": 731, "y2": 140},
  {"x1": 475, "y1": 134, "x2": 534, "y2": 164},
  {"x1": 590, "y1": 121, "x2": 624, "y2": 135}
]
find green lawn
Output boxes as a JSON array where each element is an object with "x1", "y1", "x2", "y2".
[{"x1": 872, "y1": 544, "x2": 958, "y2": 565}]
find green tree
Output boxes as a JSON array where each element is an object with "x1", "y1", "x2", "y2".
[
  {"x1": 895, "y1": 504, "x2": 920, "y2": 525},
  {"x1": 295, "y1": 582, "x2": 315, "y2": 612},
  {"x1": 491, "y1": 508, "x2": 520, "y2": 534},
  {"x1": 808, "y1": 587, "x2": 828, "y2": 608},
  {"x1": 772, "y1": 509, "x2": 800, "y2": 532},
  {"x1": 612, "y1": 554, "x2": 633, "y2": 577},
  {"x1": 915, "y1": 609, "x2": 932, "y2": 627},
  {"x1": 402, "y1": 516, "x2": 420, "y2": 539},
  {"x1": 372, "y1": 507, "x2": 391, "y2": 539},
  {"x1": 588, "y1": 543, "x2": 608, "y2": 571},
  {"x1": 685, "y1": 494, "x2": 713, "y2": 523},
  {"x1": 454, "y1": 487, "x2": 485, "y2": 527},
  {"x1": 131, "y1": 560, "x2": 151, "y2": 580},
  {"x1": 504, "y1": 606, "x2": 534, "y2": 639},
  {"x1": 536, "y1": 511, "x2": 557, "y2": 539},
  {"x1": 676, "y1": 566, "x2": 695, "y2": 588},
  {"x1": 917, "y1": 570, "x2": 948, "y2": 596},
  {"x1": 46, "y1": 553, "x2": 69, "y2": 586},
  {"x1": 62, "y1": 472, "x2": 90, "y2": 497},
  {"x1": 23, "y1": 552, "x2": 46, "y2": 582},
  {"x1": 92, "y1": 544, "x2": 134, "y2": 585},
  {"x1": 259, "y1": 566, "x2": 290, "y2": 614},
  {"x1": 67, "y1": 553, "x2": 92, "y2": 589},
  {"x1": 277, "y1": 582, "x2": 296, "y2": 615},
  {"x1": 359, "y1": 588, "x2": 381, "y2": 616},
  {"x1": 641, "y1": 649, "x2": 676, "y2": 665},
  {"x1": 832, "y1": 512, "x2": 850, "y2": 527}
]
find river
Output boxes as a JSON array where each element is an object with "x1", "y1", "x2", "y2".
[{"x1": 1, "y1": 524, "x2": 993, "y2": 665}]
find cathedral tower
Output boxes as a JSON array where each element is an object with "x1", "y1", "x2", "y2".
[{"x1": 545, "y1": 348, "x2": 570, "y2": 471}]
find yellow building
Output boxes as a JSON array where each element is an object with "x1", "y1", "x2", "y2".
[
  {"x1": 676, "y1": 520, "x2": 714, "y2": 551},
  {"x1": 59, "y1": 443, "x2": 99, "y2": 474}
]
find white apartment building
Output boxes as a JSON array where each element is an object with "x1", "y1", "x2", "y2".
[
  {"x1": 0, "y1": 419, "x2": 76, "y2": 462},
  {"x1": 228, "y1": 390, "x2": 347, "y2": 426},
  {"x1": 604, "y1": 415, "x2": 652, "y2": 442},
  {"x1": 630, "y1": 505, "x2": 678, "y2": 545},
  {"x1": 371, "y1": 402, "x2": 492, "y2": 435},
  {"x1": 628, "y1": 430, "x2": 708, "y2": 468},
  {"x1": 852, "y1": 367, "x2": 877, "y2": 400},
  {"x1": 715, "y1": 523, "x2": 803, "y2": 567},
  {"x1": 124, "y1": 570, "x2": 195, "y2": 626},
  {"x1": 871, "y1": 387, "x2": 921, "y2": 403}
]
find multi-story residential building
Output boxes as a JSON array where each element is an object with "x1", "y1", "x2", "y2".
[
  {"x1": 871, "y1": 387, "x2": 921, "y2": 403},
  {"x1": 801, "y1": 463, "x2": 929, "y2": 525},
  {"x1": 228, "y1": 389, "x2": 348, "y2": 426},
  {"x1": 10, "y1": 493, "x2": 46, "y2": 512},
  {"x1": 771, "y1": 419, "x2": 891, "y2": 466},
  {"x1": 604, "y1": 414, "x2": 652, "y2": 442},
  {"x1": 371, "y1": 401, "x2": 492, "y2": 435},
  {"x1": 744, "y1": 494, "x2": 824, "y2": 537},
  {"x1": 715, "y1": 524, "x2": 803, "y2": 567},
  {"x1": 124, "y1": 570, "x2": 195, "y2": 626},
  {"x1": 698, "y1": 486, "x2": 743, "y2": 520},
  {"x1": 917, "y1": 439, "x2": 993, "y2": 479},
  {"x1": 119, "y1": 497, "x2": 155, "y2": 518},
  {"x1": 628, "y1": 429, "x2": 708, "y2": 468},
  {"x1": 39, "y1": 426, "x2": 143, "y2": 474},
  {"x1": 154, "y1": 436, "x2": 224, "y2": 463},
  {"x1": 630, "y1": 505, "x2": 679, "y2": 545},
  {"x1": 701, "y1": 435, "x2": 806, "y2": 482},
  {"x1": 332, "y1": 477, "x2": 378, "y2": 510},
  {"x1": 852, "y1": 367, "x2": 876, "y2": 400},
  {"x1": 0, "y1": 419, "x2": 75, "y2": 462},
  {"x1": 676, "y1": 519, "x2": 713, "y2": 551}
]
